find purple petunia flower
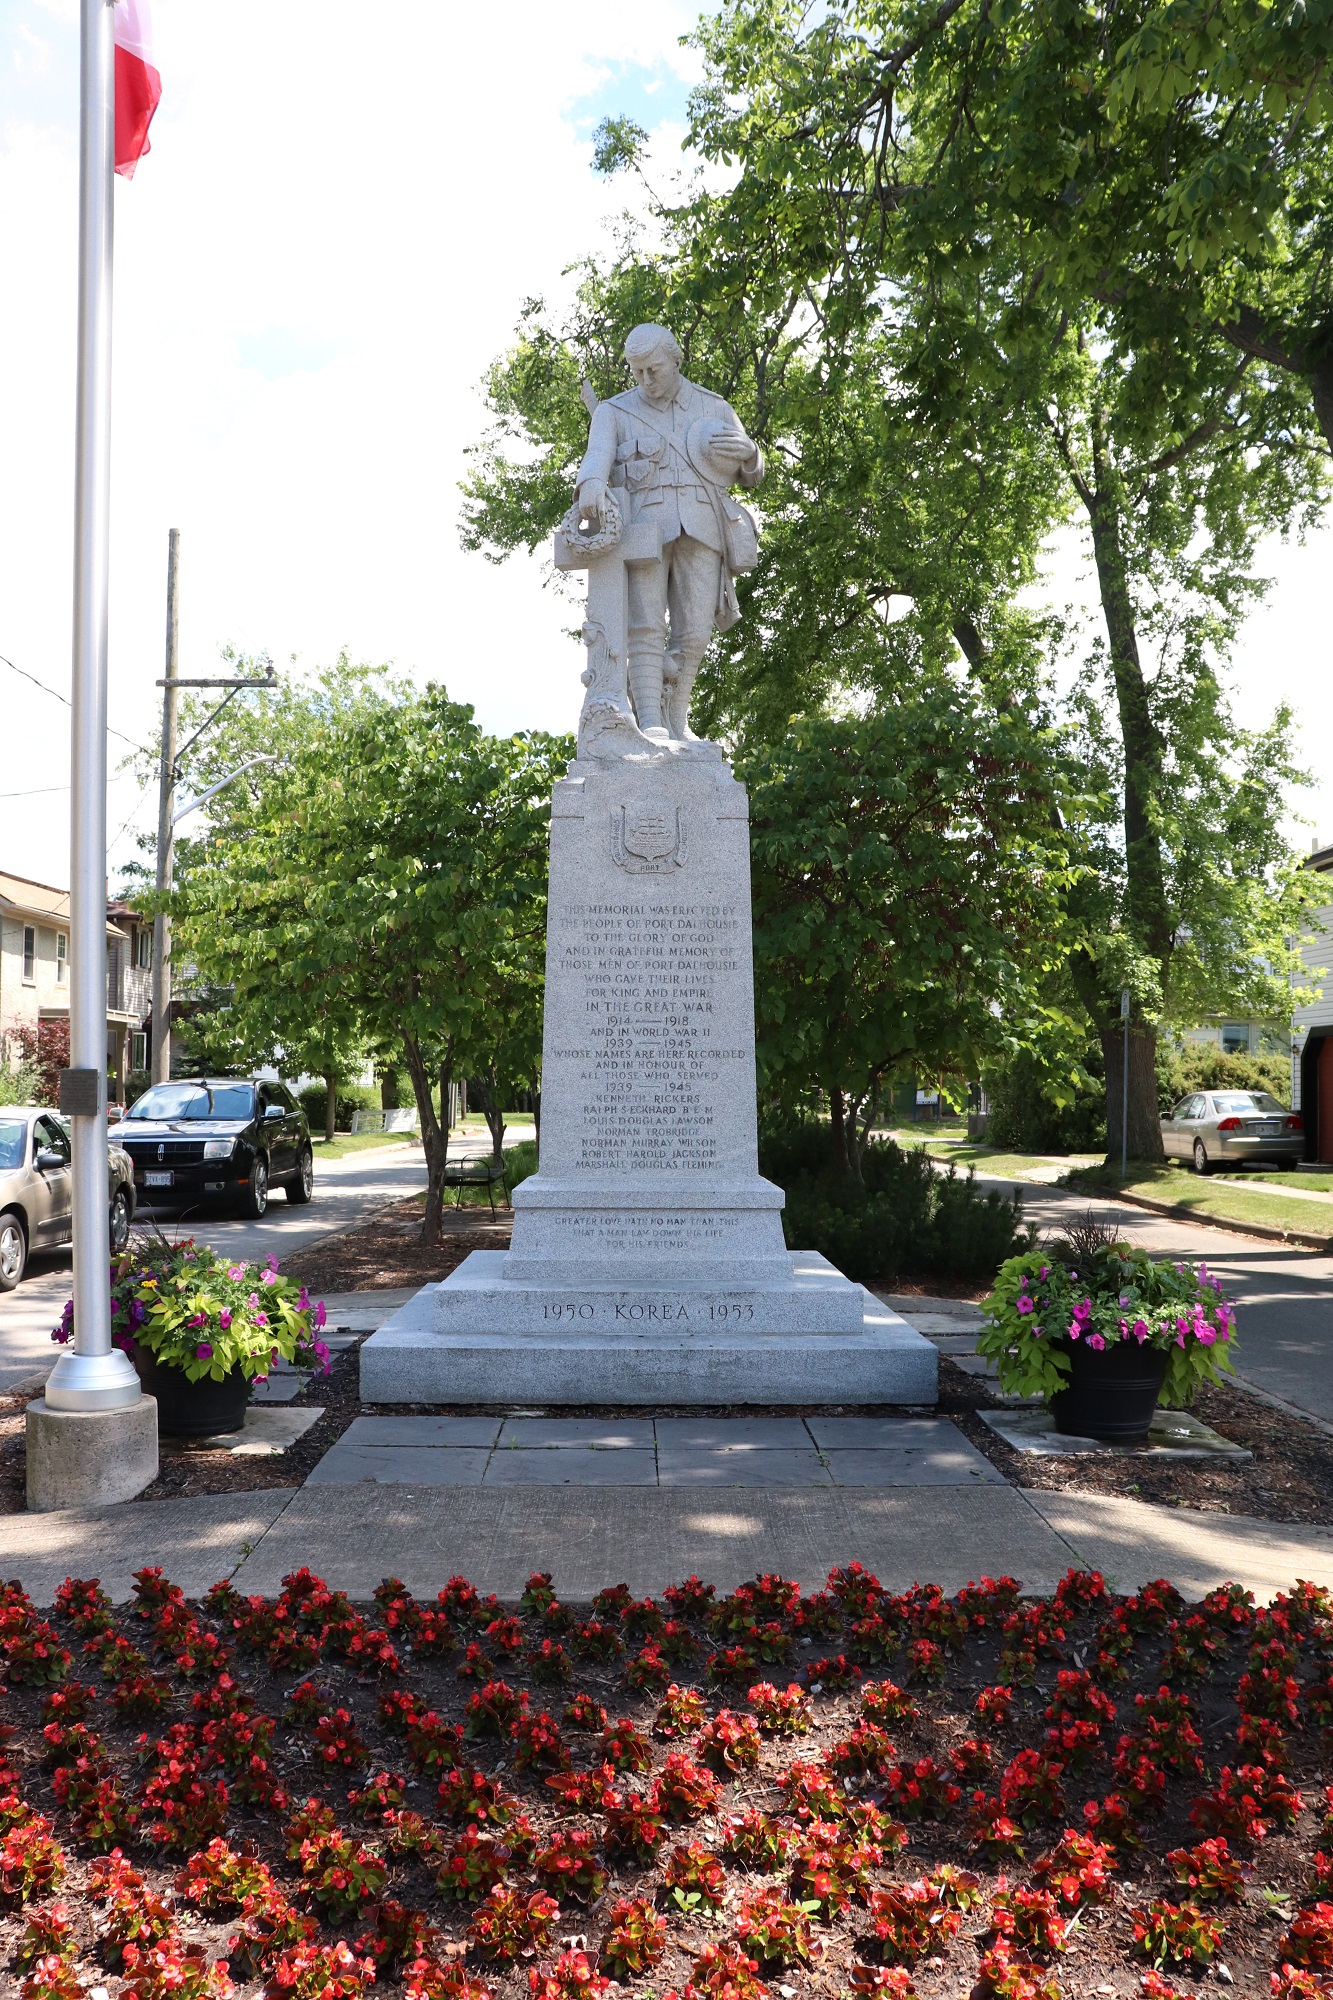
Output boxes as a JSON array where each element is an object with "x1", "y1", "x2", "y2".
[
  {"x1": 314, "y1": 1301, "x2": 327, "y2": 1330},
  {"x1": 196, "y1": 1342, "x2": 213, "y2": 1360},
  {"x1": 1087, "y1": 1334, "x2": 1106, "y2": 1351},
  {"x1": 254, "y1": 1312, "x2": 267, "y2": 1328},
  {"x1": 219, "y1": 1308, "x2": 232, "y2": 1330}
]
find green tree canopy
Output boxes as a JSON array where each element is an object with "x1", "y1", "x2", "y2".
[
  {"x1": 165, "y1": 663, "x2": 569, "y2": 1239},
  {"x1": 742, "y1": 694, "x2": 1089, "y2": 1170}
]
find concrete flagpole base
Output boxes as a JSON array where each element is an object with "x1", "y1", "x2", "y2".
[{"x1": 25, "y1": 1396, "x2": 159, "y2": 1513}]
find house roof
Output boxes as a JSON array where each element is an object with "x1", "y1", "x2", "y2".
[
  {"x1": 0, "y1": 873, "x2": 71, "y2": 922},
  {"x1": 0, "y1": 873, "x2": 124, "y2": 938},
  {"x1": 1308, "y1": 846, "x2": 1333, "y2": 874}
]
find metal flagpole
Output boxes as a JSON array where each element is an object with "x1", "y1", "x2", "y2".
[{"x1": 44, "y1": 0, "x2": 141, "y2": 1414}]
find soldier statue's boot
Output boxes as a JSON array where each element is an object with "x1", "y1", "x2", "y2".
[
  {"x1": 627, "y1": 651, "x2": 670, "y2": 740},
  {"x1": 664, "y1": 649, "x2": 703, "y2": 743}
]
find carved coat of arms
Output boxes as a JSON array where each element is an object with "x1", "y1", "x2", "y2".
[{"x1": 611, "y1": 805, "x2": 686, "y2": 874}]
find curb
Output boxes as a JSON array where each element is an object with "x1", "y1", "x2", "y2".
[{"x1": 1057, "y1": 1184, "x2": 1333, "y2": 1254}]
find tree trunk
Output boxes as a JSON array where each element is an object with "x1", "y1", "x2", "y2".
[
  {"x1": 1081, "y1": 425, "x2": 1173, "y2": 1160},
  {"x1": 1101, "y1": 1021, "x2": 1164, "y2": 1167},
  {"x1": 828, "y1": 1087, "x2": 864, "y2": 1182},
  {"x1": 471, "y1": 1070, "x2": 507, "y2": 1166},
  {"x1": 323, "y1": 1072, "x2": 337, "y2": 1145},
  {"x1": 379, "y1": 1066, "x2": 399, "y2": 1112},
  {"x1": 401, "y1": 1030, "x2": 450, "y2": 1245}
]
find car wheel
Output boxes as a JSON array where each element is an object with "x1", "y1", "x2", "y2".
[
  {"x1": 109, "y1": 1187, "x2": 131, "y2": 1254},
  {"x1": 286, "y1": 1146, "x2": 314, "y2": 1205},
  {"x1": 0, "y1": 1214, "x2": 27, "y2": 1291},
  {"x1": 1274, "y1": 1157, "x2": 1295, "y2": 1170},
  {"x1": 1193, "y1": 1140, "x2": 1212, "y2": 1176},
  {"x1": 241, "y1": 1158, "x2": 269, "y2": 1219}
]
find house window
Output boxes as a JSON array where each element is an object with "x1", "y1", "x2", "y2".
[
  {"x1": 131, "y1": 1031, "x2": 147, "y2": 1073},
  {"x1": 135, "y1": 927, "x2": 151, "y2": 970},
  {"x1": 56, "y1": 933, "x2": 67, "y2": 984},
  {"x1": 21, "y1": 927, "x2": 35, "y2": 984},
  {"x1": 1222, "y1": 1022, "x2": 1251, "y2": 1054}
]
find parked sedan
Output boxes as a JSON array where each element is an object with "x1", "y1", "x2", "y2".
[
  {"x1": 1160, "y1": 1089, "x2": 1304, "y2": 1174},
  {"x1": 117, "y1": 1077, "x2": 313, "y2": 1218},
  {"x1": 0, "y1": 1106, "x2": 136, "y2": 1291}
]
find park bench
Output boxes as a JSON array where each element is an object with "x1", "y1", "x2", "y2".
[{"x1": 442, "y1": 1156, "x2": 510, "y2": 1214}]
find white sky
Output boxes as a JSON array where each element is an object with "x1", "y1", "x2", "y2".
[{"x1": 0, "y1": 0, "x2": 1329, "y2": 892}]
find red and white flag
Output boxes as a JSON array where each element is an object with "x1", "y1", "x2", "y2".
[{"x1": 113, "y1": 0, "x2": 162, "y2": 178}]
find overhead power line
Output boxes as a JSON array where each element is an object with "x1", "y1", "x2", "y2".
[{"x1": 0, "y1": 648, "x2": 143, "y2": 750}]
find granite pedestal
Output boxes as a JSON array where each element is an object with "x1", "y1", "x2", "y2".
[{"x1": 362, "y1": 749, "x2": 934, "y2": 1408}]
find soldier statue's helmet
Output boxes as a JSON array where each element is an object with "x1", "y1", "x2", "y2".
[{"x1": 623, "y1": 323, "x2": 683, "y2": 365}]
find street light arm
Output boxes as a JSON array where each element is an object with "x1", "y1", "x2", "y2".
[{"x1": 170, "y1": 753, "x2": 279, "y2": 827}]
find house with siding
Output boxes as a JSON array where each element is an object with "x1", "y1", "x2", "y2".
[
  {"x1": 1292, "y1": 843, "x2": 1333, "y2": 1162},
  {"x1": 0, "y1": 874, "x2": 147, "y2": 1104}
]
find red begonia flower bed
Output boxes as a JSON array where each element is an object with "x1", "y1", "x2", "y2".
[{"x1": 0, "y1": 1564, "x2": 1330, "y2": 1999}]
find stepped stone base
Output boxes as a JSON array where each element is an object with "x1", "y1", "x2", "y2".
[{"x1": 358, "y1": 1252, "x2": 938, "y2": 1406}]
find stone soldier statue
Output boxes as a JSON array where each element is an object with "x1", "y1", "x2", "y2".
[{"x1": 574, "y1": 324, "x2": 763, "y2": 745}]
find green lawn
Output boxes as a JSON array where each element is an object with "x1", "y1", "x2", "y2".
[
  {"x1": 1222, "y1": 1167, "x2": 1333, "y2": 1196},
  {"x1": 1061, "y1": 1160, "x2": 1333, "y2": 1242},
  {"x1": 310, "y1": 1131, "x2": 417, "y2": 1161}
]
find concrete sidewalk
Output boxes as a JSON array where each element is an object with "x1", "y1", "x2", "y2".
[{"x1": 0, "y1": 1479, "x2": 1328, "y2": 1606}]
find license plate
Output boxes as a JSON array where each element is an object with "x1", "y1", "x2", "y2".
[
  {"x1": 143, "y1": 1171, "x2": 173, "y2": 1188},
  {"x1": 1255, "y1": 1123, "x2": 1279, "y2": 1136}
]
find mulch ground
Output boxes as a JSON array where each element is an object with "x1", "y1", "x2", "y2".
[
  {"x1": 0, "y1": 1565, "x2": 1330, "y2": 1999},
  {"x1": 939, "y1": 1366, "x2": 1333, "y2": 1529},
  {"x1": 279, "y1": 1199, "x2": 512, "y2": 1293}
]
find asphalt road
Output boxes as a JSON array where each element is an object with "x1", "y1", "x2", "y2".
[
  {"x1": 0, "y1": 1141, "x2": 431, "y2": 1393},
  {"x1": 974, "y1": 1170, "x2": 1333, "y2": 1425}
]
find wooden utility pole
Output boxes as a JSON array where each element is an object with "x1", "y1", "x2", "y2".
[{"x1": 150, "y1": 528, "x2": 180, "y2": 1084}]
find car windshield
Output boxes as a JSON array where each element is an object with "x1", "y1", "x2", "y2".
[
  {"x1": 1212, "y1": 1092, "x2": 1285, "y2": 1115},
  {"x1": 127, "y1": 1083, "x2": 255, "y2": 1122},
  {"x1": 0, "y1": 1121, "x2": 25, "y2": 1171}
]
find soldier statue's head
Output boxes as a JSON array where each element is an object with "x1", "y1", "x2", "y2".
[{"x1": 624, "y1": 323, "x2": 683, "y2": 405}]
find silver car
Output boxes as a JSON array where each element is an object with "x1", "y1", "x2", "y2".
[
  {"x1": 0, "y1": 1106, "x2": 137, "y2": 1290},
  {"x1": 1160, "y1": 1089, "x2": 1304, "y2": 1174}
]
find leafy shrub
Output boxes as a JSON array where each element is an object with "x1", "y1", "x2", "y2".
[
  {"x1": 1156, "y1": 1039, "x2": 1291, "y2": 1114},
  {"x1": 505, "y1": 1140, "x2": 539, "y2": 1192},
  {"x1": 984, "y1": 1045, "x2": 1107, "y2": 1153},
  {"x1": 296, "y1": 1081, "x2": 379, "y2": 1133},
  {"x1": 760, "y1": 1122, "x2": 1027, "y2": 1283}
]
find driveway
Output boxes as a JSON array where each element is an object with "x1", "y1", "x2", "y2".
[
  {"x1": 0, "y1": 1142, "x2": 430, "y2": 1393},
  {"x1": 975, "y1": 1171, "x2": 1333, "y2": 1426}
]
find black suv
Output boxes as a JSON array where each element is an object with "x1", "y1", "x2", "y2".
[{"x1": 117, "y1": 1078, "x2": 313, "y2": 1218}]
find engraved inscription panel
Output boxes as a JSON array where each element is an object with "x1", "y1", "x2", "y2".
[{"x1": 550, "y1": 898, "x2": 746, "y2": 1173}]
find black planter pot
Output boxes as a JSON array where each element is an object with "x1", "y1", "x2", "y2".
[
  {"x1": 132, "y1": 1350, "x2": 251, "y2": 1437},
  {"x1": 1048, "y1": 1337, "x2": 1169, "y2": 1444}
]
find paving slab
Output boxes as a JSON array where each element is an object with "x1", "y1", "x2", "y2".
[
  {"x1": 658, "y1": 1449, "x2": 833, "y2": 1488},
  {"x1": 343, "y1": 1416, "x2": 503, "y2": 1448},
  {"x1": 199, "y1": 1407, "x2": 324, "y2": 1456},
  {"x1": 230, "y1": 1485, "x2": 1085, "y2": 1600},
  {"x1": 0, "y1": 1490, "x2": 295, "y2": 1603},
  {"x1": 484, "y1": 1450, "x2": 659, "y2": 1487},
  {"x1": 303, "y1": 1446, "x2": 491, "y2": 1487},
  {"x1": 495, "y1": 1418, "x2": 655, "y2": 1450},
  {"x1": 805, "y1": 1417, "x2": 974, "y2": 1450},
  {"x1": 981, "y1": 1408, "x2": 1251, "y2": 1461},
  {"x1": 1021, "y1": 1489, "x2": 1333, "y2": 1601},
  {"x1": 250, "y1": 1377, "x2": 303, "y2": 1403},
  {"x1": 654, "y1": 1418, "x2": 812, "y2": 1450},
  {"x1": 824, "y1": 1449, "x2": 1008, "y2": 1487}
]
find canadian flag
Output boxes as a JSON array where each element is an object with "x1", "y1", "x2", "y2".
[{"x1": 113, "y1": 0, "x2": 162, "y2": 178}]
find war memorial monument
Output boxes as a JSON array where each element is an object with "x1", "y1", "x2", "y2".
[{"x1": 361, "y1": 326, "x2": 935, "y2": 1404}]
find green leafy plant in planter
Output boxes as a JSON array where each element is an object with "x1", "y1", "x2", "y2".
[
  {"x1": 52, "y1": 1239, "x2": 330, "y2": 1435},
  {"x1": 978, "y1": 1214, "x2": 1237, "y2": 1413}
]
